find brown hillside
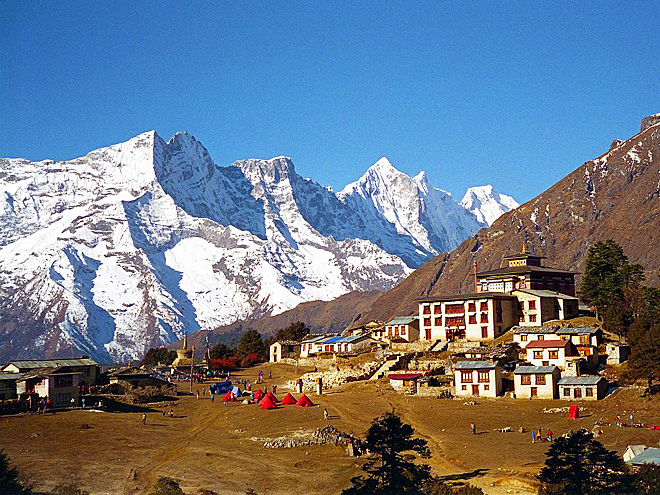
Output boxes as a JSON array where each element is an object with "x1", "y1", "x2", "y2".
[
  {"x1": 356, "y1": 117, "x2": 660, "y2": 324},
  {"x1": 188, "y1": 289, "x2": 382, "y2": 348}
]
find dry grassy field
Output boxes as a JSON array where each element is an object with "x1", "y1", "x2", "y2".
[{"x1": 2, "y1": 362, "x2": 659, "y2": 495}]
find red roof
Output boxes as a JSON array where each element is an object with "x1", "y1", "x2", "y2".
[
  {"x1": 296, "y1": 393, "x2": 314, "y2": 407},
  {"x1": 388, "y1": 373, "x2": 423, "y2": 380},
  {"x1": 281, "y1": 392, "x2": 297, "y2": 405},
  {"x1": 526, "y1": 340, "x2": 571, "y2": 348}
]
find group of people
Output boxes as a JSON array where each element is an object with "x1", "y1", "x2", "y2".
[{"x1": 531, "y1": 428, "x2": 553, "y2": 443}]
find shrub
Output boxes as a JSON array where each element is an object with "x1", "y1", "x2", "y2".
[
  {"x1": 240, "y1": 352, "x2": 262, "y2": 368},
  {"x1": 209, "y1": 357, "x2": 240, "y2": 371},
  {"x1": 150, "y1": 477, "x2": 184, "y2": 495}
]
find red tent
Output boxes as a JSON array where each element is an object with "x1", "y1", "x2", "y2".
[
  {"x1": 569, "y1": 405, "x2": 580, "y2": 419},
  {"x1": 223, "y1": 390, "x2": 235, "y2": 402},
  {"x1": 296, "y1": 394, "x2": 314, "y2": 407},
  {"x1": 253, "y1": 388, "x2": 264, "y2": 401},
  {"x1": 259, "y1": 395, "x2": 277, "y2": 410},
  {"x1": 281, "y1": 393, "x2": 297, "y2": 405},
  {"x1": 267, "y1": 392, "x2": 279, "y2": 403}
]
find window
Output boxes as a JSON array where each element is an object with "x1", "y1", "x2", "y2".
[
  {"x1": 423, "y1": 305, "x2": 431, "y2": 315},
  {"x1": 521, "y1": 375, "x2": 531, "y2": 385},
  {"x1": 401, "y1": 328, "x2": 406, "y2": 335},
  {"x1": 483, "y1": 384, "x2": 490, "y2": 391},
  {"x1": 460, "y1": 371, "x2": 472, "y2": 383},
  {"x1": 537, "y1": 334, "x2": 544, "y2": 340},
  {"x1": 481, "y1": 327, "x2": 488, "y2": 338},
  {"x1": 518, "y1": 315, "x2": 525, "y2": 322},
  {"x1": 424, "y1": 318, "x2": 431, "y2": 327},
  {"x1": 528, "y1": 300, "x2": 536, "y2": 310},
  {"x1": 480, "y1": 313, "x2": 488, "y2": 323},
  {"x1": 468, "y1": 315, "x2": 477, "y2": 324},
  {"x1": 529, "y1": 314, "x2": 537, "y2": 322},
  {"x1": 563, "y1": 387, "x2": 570, "y2": 397},
  {"x1": 434, "y1": 304, "x2": 442, "y2": 314},
  {"x1": 434, "y1": 317, "x2": 441, "y2": 326},
  {"x1": 574, "y1": 388, "x2": 582, "y2": 399},
  {"x1": 549, "y1": 350, "x2": 559, "y2": 359},
  {"x1": 445, "y1": 316, "x2": 465, "y2": 327},
  {"x1": 585, "y1": 387, "x2": 593, "y2": 397},
  {"x1": 480, "y1": 302, "x2": 488, "y2": 311},
  {"x1": 521, "y1": 334, "x2": 528, "y2": 341},
  {"x1": 461, "y1": 385, "x2": 467, "y2": 391},
  {"x1": 445, "y1": 304, "x2": 465, "y2": 315},
  {"x1": 533, "y1": 351, "x2": 543, "y2": 359},
  {"x1": 580, "y1": 334, "x2": 590, "y2": 345},
  {"x1": 468, "y1": 302, "x2": 476, "y2": 312},
  {"x1": 54, "y1": 375, "x2": 73, "y2": 388},
  {"x1": 535, "y1": 374, "x2": 546, "y2": 385},
  {"x1": 425, "y1": 329, "x2": 431, "y2": 340},
  {"x1": 477, "y1": 371, "x2": 489, "y2": 383}
]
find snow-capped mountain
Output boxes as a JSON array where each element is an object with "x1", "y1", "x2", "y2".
[
  {"x1": 0, "y1": 132, "x2": 516, "y2": 361},
  {"x1": 460, "y1": 185, "x2": 519, "y2": 225}
]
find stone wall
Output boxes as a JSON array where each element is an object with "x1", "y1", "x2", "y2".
[{"x1": 290, "y1": 360, "x2": 381, "y2": 392}]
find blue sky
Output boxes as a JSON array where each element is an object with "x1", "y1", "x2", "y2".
[{"x1": 2, "y1": 2, "x2": 658, "y2": 203}]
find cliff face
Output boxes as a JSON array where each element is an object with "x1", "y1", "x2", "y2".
[{"x1": 355, "y1": 116, "x2": 660, "y2": 324}]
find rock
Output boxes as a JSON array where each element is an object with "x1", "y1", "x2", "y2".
[
  {"x1": 610, "y1": 139, "x2": 623, "y2": 150},
  {"x1": 641, "y1": 114, "x2": 660, "y2": 132}
]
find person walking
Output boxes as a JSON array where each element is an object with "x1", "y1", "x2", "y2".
[
  {"x1": 532, "y1": 430, "x2": 536, "y2": 443},
  {"x1": 615, "y1": 415, "x2": 621, "y2": 427},
  {"x1": 269, "y1": 370, "x2": 272, "y2": 379},
  {"x1": 211, "y1": 392, "x2": 215, "y2": 403},
  {"x1": 324, "y1": 408, "x2": 329, "y2": 421},
  {"x1": 196, "y1": 391, "x2": 199, "y2": 399},
  {"x1": 470, "y1": 422, "x2": 476, "y2": 435},
  {"x1": 272, "y1": 385, "x2": 277, "y2": 395},
  {"x1": 547, "y1": 429, "x2": 553, "y2": 442},
  {"x1": 630, "y1": 413, "x2": 635, "y2": 426},
  {"x1": 142, "y1": 414, "x2": 147, "y2": 425}
]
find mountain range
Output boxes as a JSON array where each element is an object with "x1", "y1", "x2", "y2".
[{"x1": 0, "y1": 132, "x2": 516, "y2": 362}]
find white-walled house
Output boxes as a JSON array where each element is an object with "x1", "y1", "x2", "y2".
[
  {"x1": 555, "y1": 327, "x2": 602, "y2": 347},
  {"x1": 300, "y1": 335, "x2": 375, "y2": 358},
  {"x1": 511, "y1": 289, "x2": 579, "y2": 326},
  {"x1": 558, "y1": 376, "x2": 607, "y2": 400},
  {"x1": 513, "y1": 365, "x2": 561, "y2": 399},
  {"x1": 373, "y1": 316, "x2": 420, "y2": 342},
  {"x1": 454, "y1": 361, "x2": 502, "y2": 398},
  {"x1": 269, "y1": 341, "x2": 301, "y2": 362},
  {"x1": 525, "y1": 340, "x2": 577, "y2": 369}
]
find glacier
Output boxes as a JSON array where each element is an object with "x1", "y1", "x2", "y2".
[{"x1": 0, "y1": 131, "x2": 517, "y2": 361}]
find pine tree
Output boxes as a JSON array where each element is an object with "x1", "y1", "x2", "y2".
[
  {"x1": 236, "y1": 330, "x2": 267, "y2": 360},
  {"x1": 538, "y1": 430, "x2": 633, "y2": 494},
  {"x1": 342, "y1": 412, "x2": 431, "y2": 495},
  {"x1": 0, "y1": 450, "x2": 29, "y2": 495},
  {"x1": 634, "y1": 463, "x2": 660, "y2": 495}
]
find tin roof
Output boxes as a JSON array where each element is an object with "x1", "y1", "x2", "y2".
[
  {"x1": 512, "y1": 326, "x2": 559, "y2": 334},
  {"x1": 0, "y1": 372, "x2": 23, "y2": 381},
  {"x1": 628, "y1": 447, "x2": 660, "y2": 466},
  {"x1": 558, "y1": 376, "x2": 605, "y2": 385},
  {"x1": 555, "y1": 327, "x2": 600, "y2": 335},
  {"x1": 385, "y1": 316, "x2": 419, "y2": 326},
  {"x1": 526, "y1": 340, "x2": 571, "y2": 349},
  {"x1": 514, "y1": 366, "x2": 558, "y2": 374},
  {"x1": 416, "y1": 292, "x2": 517, "y2": 303},
  {"x1": 388, "y1": 373, "x2": 423, "y2": 380},
  {"x1": 17, "y1": 366, "x2": 82, "y2": 381},
  {"x1": 108, "y1": 367, "x2": 152, "y2": 377},
  {"x1": 303, "y1": 334, "x2": 371, "y2": 345},
  {"x1": 513, "y1": 289, "x2": 578, "y2": 300},
  {"x1": 2, "y1": 358, "x2": 98, "y2": 370},
  {"x1": 477, "y1": 265, "x2": 576, "y2": 277},
  {"x1": 454, "y1": 361, "x2": 498, "y2": 370}
]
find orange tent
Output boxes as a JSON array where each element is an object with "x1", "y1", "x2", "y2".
[
  {"x1": 253, "y1": 388, "x2": 264, "y2": 401},
  {"x1": 259, "y1": 395, "x2": 277, "y2": 410},
  {"x1": 267, "y1": 392, "x2": 279, "y2": 403},
  {"x1": 281, "y1": 393, "x2": 297, "y2": 405},
  {"x1": 296, "y1": 394, "x2": 314, "y2": 407}
]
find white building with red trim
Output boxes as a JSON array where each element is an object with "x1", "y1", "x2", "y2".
[{"x1": 454, "y1": 361, "x2": 502, "y2": 397}]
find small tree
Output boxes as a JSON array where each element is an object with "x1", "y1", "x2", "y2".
[
  {"x1": 579, "y1": 240, "x2": 643, "y2": 321},
  {"x1": 634, "y1": 463, "x2": 660, "y2": 495},
  {"x1": 150, "y1": 477, "x2": 184, "y2": 495},
  {"x1": 275, "y1": 321, "x2": 310, "y2": 342},
  {"x1": 141, "y1": 347, "x2": 177, "y2": 367},
  {"x1": 209, "y1": 342, "x2": 234, "y2": 359},
  {"x1": 0, "y1": 450, "x2": 29, "y2": 495},
  {"x1": 236, "y1": 330, "x2": 267, "y2": 361},
  {"x1": 538, "y1": 430, "x2": 633, "y2": 494},
  {"x1": 342, "y1": 412, "x2": 431, "y2": 495}
]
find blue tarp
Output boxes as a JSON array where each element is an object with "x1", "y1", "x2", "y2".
[{"x1": 210, "y1": 381, "x2": 232, "y2": 394}]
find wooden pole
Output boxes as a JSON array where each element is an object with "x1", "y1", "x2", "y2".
[{"x1": 190, "y1": 345, "x2": 194, "y2": 393}]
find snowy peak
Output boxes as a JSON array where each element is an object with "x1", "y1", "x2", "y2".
[{"x1": 460, "y1": 185, "x2": 519, "y2": 225}]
